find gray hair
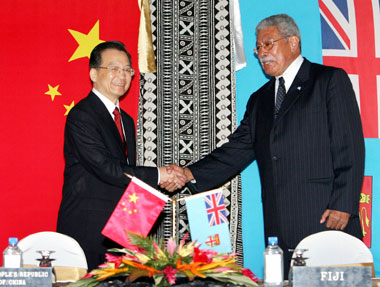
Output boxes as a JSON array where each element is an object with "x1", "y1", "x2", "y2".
[{"x1": 256, "y1": 14, "x2": 301, "y2": 47}]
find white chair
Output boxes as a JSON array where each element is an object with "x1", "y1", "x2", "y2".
[
  {"x1": 18, "y1": 231, "x2": 87, "y2": 270},
  {"x1": 291, "y1": 230, "x2": 374, "y2": 275}
]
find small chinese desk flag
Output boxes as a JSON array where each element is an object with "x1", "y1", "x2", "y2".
[
  {"x1": 102, "y1": 176, "x2": 169, "y2": 248},
  {"x1": 185, "y1": 188, "x2": 232, "y2": 253}
]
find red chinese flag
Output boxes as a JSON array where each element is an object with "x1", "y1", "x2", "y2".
[{"x1": 102, "y1": 177, "x2": 169, "y2": 248}]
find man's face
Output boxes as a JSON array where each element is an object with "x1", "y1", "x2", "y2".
[
  {"x1": 90, "y1": 48, "x2": 132, "y2": 103},
  {"x1": 256, "y1": 26, "x2": 299, "y2": 77}
]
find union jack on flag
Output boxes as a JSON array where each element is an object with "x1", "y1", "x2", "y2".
[
  {"x1": 319, "y1": 0, "x2": 380, "y2": 138},
  {"x1": 185, "y1": 188, "x2": 232, "y2": 253},
  {"x1": 205, "y1": 191, "x2": 228, "y2": 226}
]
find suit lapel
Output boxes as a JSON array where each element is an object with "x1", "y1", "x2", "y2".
[
  {"x1": 121, "y1": 112, "x2": 135, "y2": 164},
  {"x1": 260, "y1": 79, "x2": 276, "y2": 122},
  {"x1": 275, "y1": 59, "x2": 311, "y2": 121},
  {"x1": 88, "y1": 92, "x2": 127, "y2": 158}
]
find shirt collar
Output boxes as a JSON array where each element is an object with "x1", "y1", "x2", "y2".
[
  {"x1": 92, "y1": 88, "x2": 120, "y2": 118},
  {"x1": 275, "y1": 54, "x2": 304, "y2": 92}
]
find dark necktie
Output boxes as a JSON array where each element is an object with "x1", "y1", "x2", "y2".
[
  {"x1": 274, "y1": 77, "x2": 285, "y2": 117},
  {"x1": 113, "y1": 107, "x2": 128, "y2": 156}
]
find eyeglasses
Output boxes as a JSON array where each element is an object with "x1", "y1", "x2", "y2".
[
  {"x1": 254, "y1": 37, "x2": 287, "y2": 54},
  {"x1": 96, "y1": 66, "x2": 135, "y2": 76}
]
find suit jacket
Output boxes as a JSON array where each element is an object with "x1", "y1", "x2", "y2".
[
  {"x1": 188, "y1": 59, "x2": 365, "y2": 249},
  {"x1": 57, "y1": 91, "x2": 158, "y2": 269}
]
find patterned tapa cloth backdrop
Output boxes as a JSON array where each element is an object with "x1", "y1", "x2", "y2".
[{"x1": 137, "y1": 0, "x2": 243, "y2": 264}]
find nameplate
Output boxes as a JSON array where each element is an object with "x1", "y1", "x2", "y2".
[
  {"x1": 293, "y1": 266, "x2": 372, "y2": 287},
  {"x1": 0, "y1": 268, "x2": 52, "y2": 287}
]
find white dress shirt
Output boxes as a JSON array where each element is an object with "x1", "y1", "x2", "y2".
[{"x1": 274, "y1": 54, "x2": 304, "y2": 103}]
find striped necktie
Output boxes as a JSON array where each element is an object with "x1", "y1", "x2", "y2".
[{"x1": 274, "y1": 77, "x2": 285, "y2": 117}]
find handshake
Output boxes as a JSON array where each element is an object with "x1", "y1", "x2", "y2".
[{"x1": 158, "y1": 165, "x2": 194, "y2": 192}]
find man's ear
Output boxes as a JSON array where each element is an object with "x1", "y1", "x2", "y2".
[
  {"x1": 89, "y1": 68, "x2": 97, "y2": 82},
  {"x1": 289, "y1": 35, "x2": 300, "y2": 52}
]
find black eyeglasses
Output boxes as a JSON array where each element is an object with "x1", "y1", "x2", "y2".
[
  {"x1": 254, "y1": 37, "x2": 287, "y2": 54},
  {"x1": 96, "y1": 66, "x2": 135, "y2": 76}
]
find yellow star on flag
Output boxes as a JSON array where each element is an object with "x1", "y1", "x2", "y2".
[
  {"x1": 45, "y1": 84, "x2": 62, "y2": 101},
  {"x1": 64, "y1": 101, "x2": 75, "y2": 116},
  {"x1": 68, "y1": 20, "x2": 104, "y2": 62},
  {"x1": 129, "y1": 193, "x2": 139, "y2": 204}
]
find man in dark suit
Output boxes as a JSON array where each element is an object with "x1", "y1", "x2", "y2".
[
  {"x1": 57, "y1": 41, "x2": 185, "y2": 270},
  {"x1": 181, "y1": 14, "x2": 365, "y2": 277}
]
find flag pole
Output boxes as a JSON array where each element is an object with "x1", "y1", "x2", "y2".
[{"x1": 171, "y1": 195, "x2": 176, "y2": 238}]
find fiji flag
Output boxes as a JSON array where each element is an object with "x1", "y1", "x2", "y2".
[
  {"x1": 319, "y1": 0, "x2": 380, "y2": 250},
  {"x1": 185, "y1": 188, "x2": 232, "y2": 253}
]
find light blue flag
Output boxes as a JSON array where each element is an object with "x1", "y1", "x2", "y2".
[{"x1": 185, "y1": 188, "x2": 232, "y2": 253}]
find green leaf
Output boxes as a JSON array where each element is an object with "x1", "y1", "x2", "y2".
[
  {"x1": 107, "y1": 247, "x2": 128, "y2": 253},
  {"x1": 181, "y1": 270, "x2": 195, "y2": 281},
  {"x1": 128, "y1": 269, "x2": 150, "y2": 282},
  {"x1": 153, "y1": 274, "x2": 170, "y2": 287},
  {"x1": 126, "y1": 232, "x2": 155, "y2": 253}
]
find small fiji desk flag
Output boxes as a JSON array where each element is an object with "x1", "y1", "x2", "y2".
[
  {"x1": 185, "y1": 188, "x2": 232, "y2": 253},
  {"x1": 102, "y1": 176, "x2": 169, "y2": 248}
]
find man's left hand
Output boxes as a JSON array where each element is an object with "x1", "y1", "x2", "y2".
[{"x1": 320, "y1": 209, "x2": 350, "y2": 230}]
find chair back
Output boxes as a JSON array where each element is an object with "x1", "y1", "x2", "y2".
[
  {"x1": 292, "y1": 230, "x2": 374, "y2": 276},
  {"x1": 18, "y1": 231, "x2": 87, "y2": 269}
]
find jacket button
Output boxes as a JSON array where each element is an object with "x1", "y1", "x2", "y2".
[{"x1": 272, "y1": 156, "x2": 278, "y2": 161}]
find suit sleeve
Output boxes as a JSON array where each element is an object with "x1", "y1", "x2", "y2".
[
  {"x1": 326, "y1": 68, "x2": 365, "y2": 215},
  {"x1": 65, "y1": 109, "x2": 158, "y2": 188},
  {"x1": 188, "y1": 95, "x2": 257, "y2": 192}
]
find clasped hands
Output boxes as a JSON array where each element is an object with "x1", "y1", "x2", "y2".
[{"x1": 158, "y1": 165, "x2": 194, "y2": 192}]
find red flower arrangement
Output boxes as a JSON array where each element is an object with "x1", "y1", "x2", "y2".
[{"x1": 68, "y1": 233, "x2": 258, "y2": 287}]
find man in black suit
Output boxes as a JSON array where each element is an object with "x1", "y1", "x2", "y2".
[
  {"x1": 180, "y1": 14, "x2": 365, "y2": 277},
  {"x1": 57, "y1": 41, "x2": 185, "y2": 270}
]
